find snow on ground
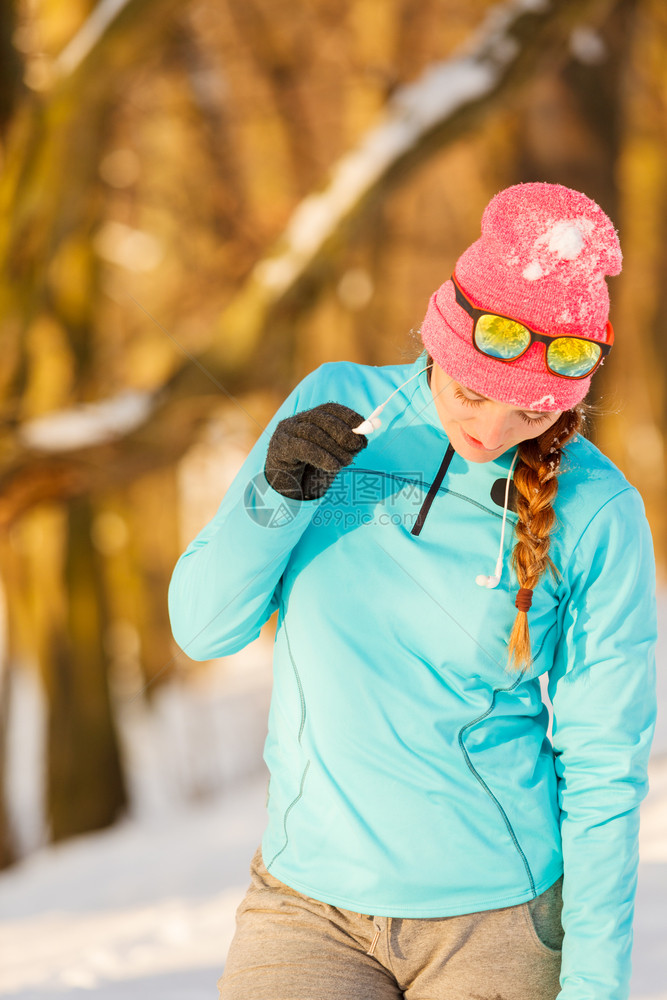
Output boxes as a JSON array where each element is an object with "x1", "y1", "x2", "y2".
[{"x1": 0, "y1": 773, "x2": 267, "y2": 998}]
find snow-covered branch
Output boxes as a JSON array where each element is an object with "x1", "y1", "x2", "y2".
[
  {"x1": 241, "y1": 0, "x2": 611, "y2": 303},
  {"x1": 44, "y1": 0, "x2": 180, "y2": 86},
  {"x1": 20, "y1": 392, "x2": 154, "y2": 453},
  {"x1": 253, "y1": 50, "x2": 495, "y2": 295},
  {"x1": 54, "y1": 0, "x2": 133, "y2": 77}
]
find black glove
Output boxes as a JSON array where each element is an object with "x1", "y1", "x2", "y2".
[{"x1": 264, "y1": 402, "x2": 368, "y2": 500}]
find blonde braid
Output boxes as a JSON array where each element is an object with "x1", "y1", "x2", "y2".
[{"x1": 507, "y1": 407, "x2": 585, "y2": 671}]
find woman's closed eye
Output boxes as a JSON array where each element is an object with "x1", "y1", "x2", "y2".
[
  {"x1": 454, "y1": 387, "x2": 484, "y2": 407},
  {"x1": 518, "y1": 410, "x2": 551, "y2": 425},
  {"x1": 454, "y1": 386, "x2": 550, "y2": 425}
]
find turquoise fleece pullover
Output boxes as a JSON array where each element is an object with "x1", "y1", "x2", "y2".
[{"x1": 168, "y1": 351, "x2": 657, "y2": 1000}]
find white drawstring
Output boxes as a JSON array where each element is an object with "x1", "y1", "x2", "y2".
[{"x1": 366, "y1": 922, "x2": 382, "y2": 957}]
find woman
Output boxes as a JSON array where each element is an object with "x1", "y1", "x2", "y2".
[{"x1": 168, "y1": 182, "x2": 657, "y2": 1000}]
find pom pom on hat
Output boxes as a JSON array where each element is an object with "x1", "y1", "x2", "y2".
[{"x1": 420, "y1": 182, "x2": 622, "y2": 411}]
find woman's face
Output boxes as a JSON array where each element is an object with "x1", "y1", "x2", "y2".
[{"x1": 429, "y1": 360, "x2": 563, "y2": 464}]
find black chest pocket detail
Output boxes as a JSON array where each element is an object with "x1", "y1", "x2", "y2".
[{"x1": 491, "y1": 478, "x2": 519, "y2": 513}]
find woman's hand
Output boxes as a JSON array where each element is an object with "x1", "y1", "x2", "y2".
[{"x1": 264, "y1": 402, "x2": 368, "y2": 500}]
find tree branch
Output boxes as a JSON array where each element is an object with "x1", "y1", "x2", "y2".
[
  {"x1": 200, "y1": 0, "x2": 618, "y2": 375},
  {"x1": 53, "y1": 0, "x2": 135, "y2": 78}
]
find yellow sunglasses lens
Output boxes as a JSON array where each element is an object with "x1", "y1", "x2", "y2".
[
  {"x1": 474, "y1": 314, "x2": 531, "y2": 359},
  {"x1": 547, "y1": 338, "x2": 602, "y2": 377}
]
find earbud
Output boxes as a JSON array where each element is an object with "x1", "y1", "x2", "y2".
[
  {"x1": 353, "y1": 414, "x2": 382, "y2": 435},
  {"x1": 475, "y1": 573, "x2": 500, "y2": 589}
]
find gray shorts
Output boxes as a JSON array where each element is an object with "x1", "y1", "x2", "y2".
[{"x1": 219, "y1": 848, "x2": 563, "y2": 1000}]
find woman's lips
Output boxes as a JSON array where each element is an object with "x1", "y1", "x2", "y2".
[
  {"x1": 460, "y1": 428, "x2": 505, "y2": 453},
  {"x1": 460, "y1": 428, "x2": 488, "y2": 449}
]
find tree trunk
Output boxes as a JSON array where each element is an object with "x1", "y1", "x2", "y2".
[
  {"x1": 0, "y1": 0, "x2": 22, "y2": 137},
  {"x1": 0, "y1": 660, "x2": 16, "y2": 868},
  {"x1": 46, "y1": 497, "x2": 126, "y2": 841}
]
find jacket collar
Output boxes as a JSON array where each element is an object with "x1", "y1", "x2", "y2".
[{"x1": 410, "y1": 350, "x2": 519, "y2": 476}]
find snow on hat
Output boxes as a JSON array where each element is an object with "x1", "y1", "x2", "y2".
[{"x1": 420, "y1": 182, "x2": 622, "y2": 411}]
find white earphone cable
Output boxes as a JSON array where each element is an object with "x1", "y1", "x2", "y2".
[
  {"x1": 352, "y1": 364, "x2": 433, "y2": 435},
  {"x1": 475, "y1": 448, "x2": 519, "y2": 589},
  {"x1": 352, "y1": 360, "x2": 518, "y2": 591}
]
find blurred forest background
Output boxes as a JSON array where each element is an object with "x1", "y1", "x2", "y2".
[{"x1": 0, "y1": 0, "x2": 666, "y2": 868}]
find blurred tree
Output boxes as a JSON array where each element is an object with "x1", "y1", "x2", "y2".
[
  {"x1": 0, "y1": 0, "x2": 22, "y2": 136},
  {"x1": 596, "y1": 0, "x2": 667, "y2": 547},
  {"x1": 0, "y1": 0, "x2": 183, "y2": 850},
  {"x1": 0, "y1": 0, "x2": 32, "y2": 871},
  {"x1": 47, "y1": 497, "x2": 125, "y2": 840}
]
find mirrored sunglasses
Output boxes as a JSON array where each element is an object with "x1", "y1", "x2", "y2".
[{"x1": 451, "y1": 274, "x2": 613, "y2": 380}]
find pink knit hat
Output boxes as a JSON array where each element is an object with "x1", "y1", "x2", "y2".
[{"x1": 420, "y1": 182, "x2": 622, "y2": 411}]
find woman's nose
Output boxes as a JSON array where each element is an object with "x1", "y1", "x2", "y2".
[{"x1": 474, "y1": 409, "x2": 513, "y2": 450}]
